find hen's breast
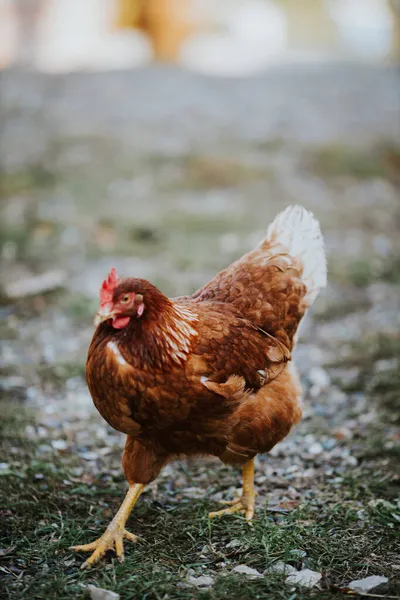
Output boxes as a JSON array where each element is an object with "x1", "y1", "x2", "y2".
[
  {"x1": 86, "y1": 330, "x2": 207, "y2": 439},
  {"x1": 86, "y1": 335, "x2": 143, "y2": 436}
]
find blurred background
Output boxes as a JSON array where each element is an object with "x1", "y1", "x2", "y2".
[
  {"x1": 0, "y1": 1, "x2": 399, "y2": 596},
  {"x1": 0, "y1": 0, "x2": 400, "y2": 71}
]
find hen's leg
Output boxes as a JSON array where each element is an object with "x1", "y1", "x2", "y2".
[
  {"x1": 71, "y1": 483, "x2": 145, "y2": 569},
  {"x1": 209, "y1": 459, "x2": 255, "y2": 522}
]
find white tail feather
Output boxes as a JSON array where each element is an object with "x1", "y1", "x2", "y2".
[{"x1": 264, "y1": 205, "x2": 327, "y2": 305}]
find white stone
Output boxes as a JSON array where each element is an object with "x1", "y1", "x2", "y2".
[
  {"x1": 87, "y1": 585, "x2": 120, "y2": 600},
  {"x1": 348, "y1": 575, "x2": 388, "y2": 594},
  {"x1": 374, "y1": 358, "x2": 397, "y2": 372},
  {"x1": 286, "y1": 465, "x2": 300, "y2": 474},
  {"x1": 233, "y1": 565, "x2": 262, "y2": 578},
  {"x1": 267, "y1": 562, "x2": 297, "y2": 575},
  {"x1": 5, "y1": 270, "x2": 67, "y2": 299},
  {"x1": 343, "y1": 454, "x2": 358, "y2": 467},
  {"x1": 286, "y1": 569, "x2": 322, "y2": 588},
  {"x1": 51, "y1": 439, "x2": 68, "y2": 451},
  {"x1": 80, "y1": 451, "x2": 99, "y2": 461},
  {"x1": 290, "y1": 549, "x2": 307, "y2": 558},
  {"x1": 308, "y1": 366, "x2": 330, "y2": 389},
  {"x1": 226, "y1": 539, "x2": 242, "y2": 549},
  {"x1": 187, "y1": 575, "x2": 214, "y2": 588},
  {"x1": 308, "y1": 442, "x2": 324, "y2": 456}
]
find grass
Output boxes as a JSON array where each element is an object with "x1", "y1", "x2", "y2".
[
  {"x1": 1, "y1": 227, "x2": 400, "y2": 599},
  {"x1": 327, "y1": 254, "x2": 400, "y2": 288},
  {"x1": 329, "y1": 332, "x2": 400, "y2": 433},
  {"x1": 331, "y1": 331, "x2": 400, "y2": 381},
  {"x1": 173, "y1": 154, "x2": 275, "y2": 190},
  {"x1": 346, "y1": 256, "x2": 400, "y2": 287},
  {"x1": 1, "y1": 127, "x2": 400, "y2": 600},
  {"x1": 1, "y1": 465, "x2": 399, "y2": 599},
  {"x1": 308, "y1": 143, "x2": 400, "y2": 182},
  {"x1": 0, "y1": 165, "x2": 56, "y2": 198},
  {"x1": 0, "y1": 401, "x2": 399, "y2": 600}
]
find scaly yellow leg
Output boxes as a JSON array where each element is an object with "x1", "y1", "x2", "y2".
[
  {"x1": 71, "y1": 483, "x2": 145, "y2": 569},
  {"x1": 209, "y1": 459, "x2": 256, "y2": 522}
]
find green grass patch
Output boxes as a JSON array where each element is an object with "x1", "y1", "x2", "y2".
[
  {"x1": 0, "y1": 166, "x2": 55, "y2": 198},
  {"x1": 328, "y1": 254, "x2": 400, "y2": 288},
  {"x1": 0, "y1": 404, "x2": 399, "y2": 600},
  {"x1": 309, "y1": 143, "x2": 400, "y2": 182},
  {"x1": 149, "y1": 152, "x2": 275, "y2": 192},
  {"x1": 177, "y1": 154, "x2": 274, "y2": 190},
  {"x1": 329, "y1": 332, "x2": 400, "y2": 413},
  {"x1": 313, "y1": 294, "x2": 372, "y2": 322},
  {"x1": 35, "y1": 363, "x2": 86, "y2": 387},
  {"x1": 1, "y1": 468, "x2": 399, "y2": 599},
  {"x1": 61, "y1": 293, "x2": 98, "y2": 322}
]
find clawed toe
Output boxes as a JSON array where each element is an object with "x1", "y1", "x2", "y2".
[
  {"x1": 209, "y1": 495, "x2": 255, "y2": 522},
  {"x1": 71, "y1": 528, "x2": 139, "y2": 569},
  {"x1": 218, "y1": 497, "x2": 241, "y2": 507}
]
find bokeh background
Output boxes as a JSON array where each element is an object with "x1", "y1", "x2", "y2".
[{"x1": 0, "y1": 2, "x2": 399, "y2": 599}]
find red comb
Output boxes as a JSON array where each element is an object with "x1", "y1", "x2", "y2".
[{"x1": 100, "y1": 267, "x2": 118, "y2": 306}]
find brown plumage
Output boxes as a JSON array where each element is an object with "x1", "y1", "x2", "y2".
[{"x1": 72, "y1": 205, "x2": 327, "y2": 568}]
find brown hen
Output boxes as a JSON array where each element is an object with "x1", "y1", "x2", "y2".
[{"x1": 72, "y1": 205, "x2": 326, "y2": 568}]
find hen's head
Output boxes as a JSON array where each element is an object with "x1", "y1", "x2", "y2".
[{"x1": 95, "y1": 268, "x2": 164, "y2": 330}]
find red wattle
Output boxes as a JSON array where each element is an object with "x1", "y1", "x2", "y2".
[{"x1": 112, "y1": 316, "x2": 131, "y2": 329}]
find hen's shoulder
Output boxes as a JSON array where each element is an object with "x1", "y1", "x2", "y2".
[
  {"x1": 188, "y1": 249, "x2": 307, "y2": 349},
  {"x1": 181, "y1": 300, "x2": 290, "y2": 392}
]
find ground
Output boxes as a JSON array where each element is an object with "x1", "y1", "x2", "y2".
[{"x1": 0, "y1": 65, "x2": 399, "y2": 600}]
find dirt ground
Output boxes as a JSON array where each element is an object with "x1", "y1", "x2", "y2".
[{"x1": 0, "y1": 64, "x2": 399, "y2": 600}]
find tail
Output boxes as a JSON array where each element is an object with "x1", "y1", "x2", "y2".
[
  {"x1": 263, "y1": 205, "x2": 327, "y2": 306},
  {"x1": 192, "y1": 204, "x2": 326, "y2": 347}
]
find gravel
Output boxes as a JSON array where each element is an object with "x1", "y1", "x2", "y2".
[
  {"x1": 285, "y1": 569, "x2": 322, "y2": 588},
  {"x1": 348, "y1": 575, "x2": 389, "y2": 594}
]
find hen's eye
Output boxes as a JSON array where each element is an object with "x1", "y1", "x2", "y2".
[{"x1": 121, "y1": 294, "x2": 130, "y2": 303}]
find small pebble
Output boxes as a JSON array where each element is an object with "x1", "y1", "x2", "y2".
[
  {"x1": 187, "y1": 575, "x2": 214, "y2": 588},
  {"x1": 233, "y1": 565, "x2": 262, "y2": 578},
  {"x1": 86, "y1": 584, "x2": 120, "y2": 600},
  {"x1": 226, "y1": 539, "x2": 242, "y2": 548},
  {"x1": 79, "y1": 451, "x2": 99, "y2": 461},
  {"x1": 286, "y1": 568, "x2": 322, "y2": 588},
  {"x1": 333, "y1": 426, "x2": 353, "y2": 440},
  {"x1": 374, "y1": 358, "x2": 397, "y2": 372},
  {"x1": 290, "y1": 548, "x2": 307, "y2": 558},
  {"x1": 308, "y1": 442, "x2": 323, "y2": 456},
  {"x1": 51, "y1": 440, "x2": 68, "y2": 451},
  {"x1": 267, "y1": 562, "x2": 297, "y2": 575},
  {"x1": 348, "y1": 575, "x2": 388, "y2": 594}
]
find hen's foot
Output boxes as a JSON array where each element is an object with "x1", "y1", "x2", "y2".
[
  {"x1": 71, "y1": 482, "x2": 145, "y2": 569},
  {"x1": 71, "y1": 526, "x2": 139, "y2": 569},
  {"x1": 209, "y1": 493, "x2": 255, "y2": 522},
  {"x1": 209, "y1": 459, "x2": 256, "y2": 522}
]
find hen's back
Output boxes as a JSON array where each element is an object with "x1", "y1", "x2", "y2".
[{"x1": 191, "y1": 206, "x2": 326, "y2": 349}]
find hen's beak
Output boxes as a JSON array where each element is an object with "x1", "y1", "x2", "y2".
[{"x1": 94, "y1": 305, "x2": 115, "y2": 327}]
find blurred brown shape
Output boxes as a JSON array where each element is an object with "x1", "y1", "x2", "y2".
[
  {"x1": 389, "y1": 0, "x2": 400, "y2": 57},
  {"x1": 117, "y1": 0, "x2": 198, "y2": 61}
]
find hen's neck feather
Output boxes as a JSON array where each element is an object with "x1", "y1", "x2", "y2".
[{"x1": 105, "y1": 300, "x2": 199, "y2": 369}]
